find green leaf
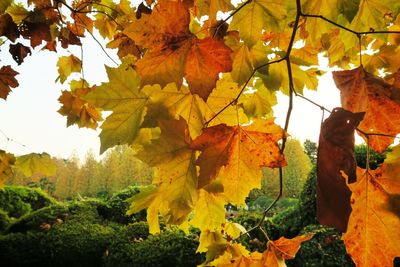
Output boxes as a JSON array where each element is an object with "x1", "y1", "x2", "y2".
[
  {"x1": 229, "y1": 0, "x2": 287, "y2": 47},
  {"x1": 85, "y1": 63, "x2": 149, "y2": 153},
  {"x1": 15, "y1": 153, "x2": 56, "y2": 177}
]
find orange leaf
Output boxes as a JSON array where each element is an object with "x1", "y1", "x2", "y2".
[
  {"x1": 58, "y1": 80, "x2": 102, "y2": 129},
  {"x1": 261, "y1": 235, "x2": 314, "y2": 266},
  {"x1": 191, "y1": 120, "x2": 286, "y2": 204},
  {"x1": 185, "y1": 37, "x2": 232, "y2": 100},
  {"x1": 317, "y1": 108, "x2": 365, "y2": 232},
  {"x1": 124, "y1": 1, "x2": 232, "y2": 100},
  {"x1": 0, "y1": 65, "x2": 19, "y2": 100},
  {"x1": 333, "y1": 66, "x2": 400, "y2": 152},
  {"x1": 343, "y1": 167, "x2": 400, "y2": 267}
]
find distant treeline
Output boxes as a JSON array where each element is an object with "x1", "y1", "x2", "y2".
[{"x1": 7, "y1": 146, "x2": 153, "y2": 199}]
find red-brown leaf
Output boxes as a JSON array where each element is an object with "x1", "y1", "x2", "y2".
[
  {"x1": 0, "y1": 66, "x2": 19, "y2": 100},
  {"x1": 317, "y1": 107, "x2": 365, "y2": 232}
]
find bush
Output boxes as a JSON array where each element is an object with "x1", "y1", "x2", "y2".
[
  {"x1": 288, "y1": 225, "x2": 354, "y2": 267},
  {"x1": 104, "y1": 229, "x2": 202, "y2": 267},
  {"x1": 0, "y1": 209, "x2": 10, "y2": 232},
  {"x1": 7, "y1": 199, "x2": 109, "y2": 233},
  {"x1": 0, "y1": 186, "x2": 57, "y2": 219},
  {"x1": 105, "y1": 185, "x2": 146, "y2": 224},
  {"x1": 0, "y1": 222, "x2": 118, "y2": 267}
]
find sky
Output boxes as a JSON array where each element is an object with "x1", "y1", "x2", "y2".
[{"x1": 0, "y1": 1, "x2": 346, "y2": 161}]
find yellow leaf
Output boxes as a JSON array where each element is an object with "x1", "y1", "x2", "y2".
[
  {"x1": 85, "y1": 63, "x2": 149, "y2": 153},
  {"x1": 240, "y1": 79, "x2": 277, "y2": 118},
  {"x1": 197, "y1": 229, "x2": 226, "y2": 253},
  {"x1": 0, "y1": 0, "x2": 12, "y2": 13},
  {"x1": 229, "y1": 0, "x2": 287, "y2": 47},
  {"x1": 0, "y1": 150, "x2": 15, "y2": 187},
  {"x1": 56, "y1": 55, "x2": 81, "y2": 84},
  {"x1": 126, "y1": 185, "x2": 162, "y2": 234},
  {"x1": 301, "y1": 0, "x2": 338, "y2": 43},
  {"x1": 6, "y1": 4, "x2": 29, "y2": 24},
  {"x1": 94, "y1": 14, "x2": 117, "y2": 39},
  {"x1": 191, "y1": 119, "x2": 287, "y2": 205},
  {"x1": 191, "y1": 189, "x2": 226, "y2": 231},
  {"x1": 136, "y1": 118, "x2": 198, "y2": 226},
  {"x1": 15, "y1": 153, "x2": 56, "y2": 177},
  {"x1": 350, "y1": 0, "x2": 393, "y2": 32},
  {"x1": 342, "y1": 167, "x2": 400, "y2": 267}
]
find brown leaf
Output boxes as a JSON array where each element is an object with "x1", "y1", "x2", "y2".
[
  {"x1": 333, "y1": 66, "x2": 400, "y2": 152},
  {"x1": 0, "y1": 13, "x2": 20, "y2": 42},
  {"x1": 20, "y1": 22, "x2": 52, "y2": 48},
  {"x1": 9, "y1": 43, "x2": 32, "y2": 65},
  {"x1": 317, "y1": 107, "x2": 365, "y2": 232},
  {"x1": 58, "y1": 28, "x2": 82, "y2": 48},
  {"x1": 107, "y1": 33, "x2": 141, "y2": 59},
  {"x1": 0, "y1": 65, "x2": 19, "y2": 100}
]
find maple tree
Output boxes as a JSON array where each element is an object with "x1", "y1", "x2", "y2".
[{"x1": 1, "y1": 0, "x2": 400, "y2": 266}]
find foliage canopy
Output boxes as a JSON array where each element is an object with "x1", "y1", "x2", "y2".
[{"x1": 1, "y1": 0, "x2": 400, "y2": 266}]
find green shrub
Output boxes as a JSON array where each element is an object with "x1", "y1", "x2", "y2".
[
  {"x1": 7, "y1": 199, "x2": 109, "y2": 233},
  {"x1": 288, "y1": 224, "x2": 354, "y2": 267},
  {"x1": 0, "y1": 209, "x2": 10, "y2": 232},
  {"x1": 105, "y1": 185, "x2": 146, "y2": 224},
  {"x1": 6, "y1": 204, "x2": 68, "y2": 233},
  {"x1": 0, "y1": 222, "x2": 118, "y2": 267},
  {"x1": 0, "y1": 186, "x2": 57, "y2": 219}
]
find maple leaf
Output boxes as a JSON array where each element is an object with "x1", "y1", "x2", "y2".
[
  {"x1": 124, "y1": 1, "x2": 232, "y2": 100},
  {"x1": 191, "y1": 119, "x2": 286, "y2": 205},
  {"x1": 190, "y1": 188, "x2": 226, "y2": 231},
  {"x1": 260, "y1": 235, "x2": 314, "y2": 266},
  {"x1": 0, "y1": 65, "x2": 19, "y2": 100},
  {"x1": 85, "y1": 63, "x2": 148, "y2": 153},
  {"x1": 342, "y1": 166, "x2": 400, "y2": 267},
  {"x1": 0, "y1": 13, "x2": 20, "y2": 42},
  {"x1": 301, "y1": 0, "x2": 339, "y2": 43},
  {"x1": 228, "y1": 39, "x2": 271, "y2": 86},
  {"x1": 192, "y1": 0, "x2": 233, "y2": 19},
  {"x1": 229, "y1": 0, "x2": 287, "y2": 47},
  {"x1": 9, "y1": 43, "x2": 32, "y2": 65},
  {"x1": 15, "y1": 153, "x2": 56, "y2": 177},
  {"x1": 58, "y1": 80, "x2": 102, "y2": 129},
  {"x1": 0, "y1": 150, "x2": 15, "y2": 187},
  {"x1": 240, "y1": 79, "x2": 277, "y2": 119},
  {"x1": 20, "y1": 21, "x2": 52, "y2": 48},
  {"x1": 317, "y1": 108, "x2": 365, "y2": 232},
  {"x1": 106, "y1": 33, "x2": 141, "y2": 59},
  {"x1": 333, "y1": 66, "x2": 400, "y2": 153},
  {"x1": 129, "y1": 118, "x2": 198, "y2": 231},
  {"x1": 56, "y1": 55, "x2": 82, "y2": 84},
  {"x1": 350, "y1": 0, "x2": 393, "y2": 32}
]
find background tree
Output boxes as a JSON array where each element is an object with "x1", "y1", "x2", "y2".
[{"x1": 260, "y1": 139, "x2": 312, "y2": 198}]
